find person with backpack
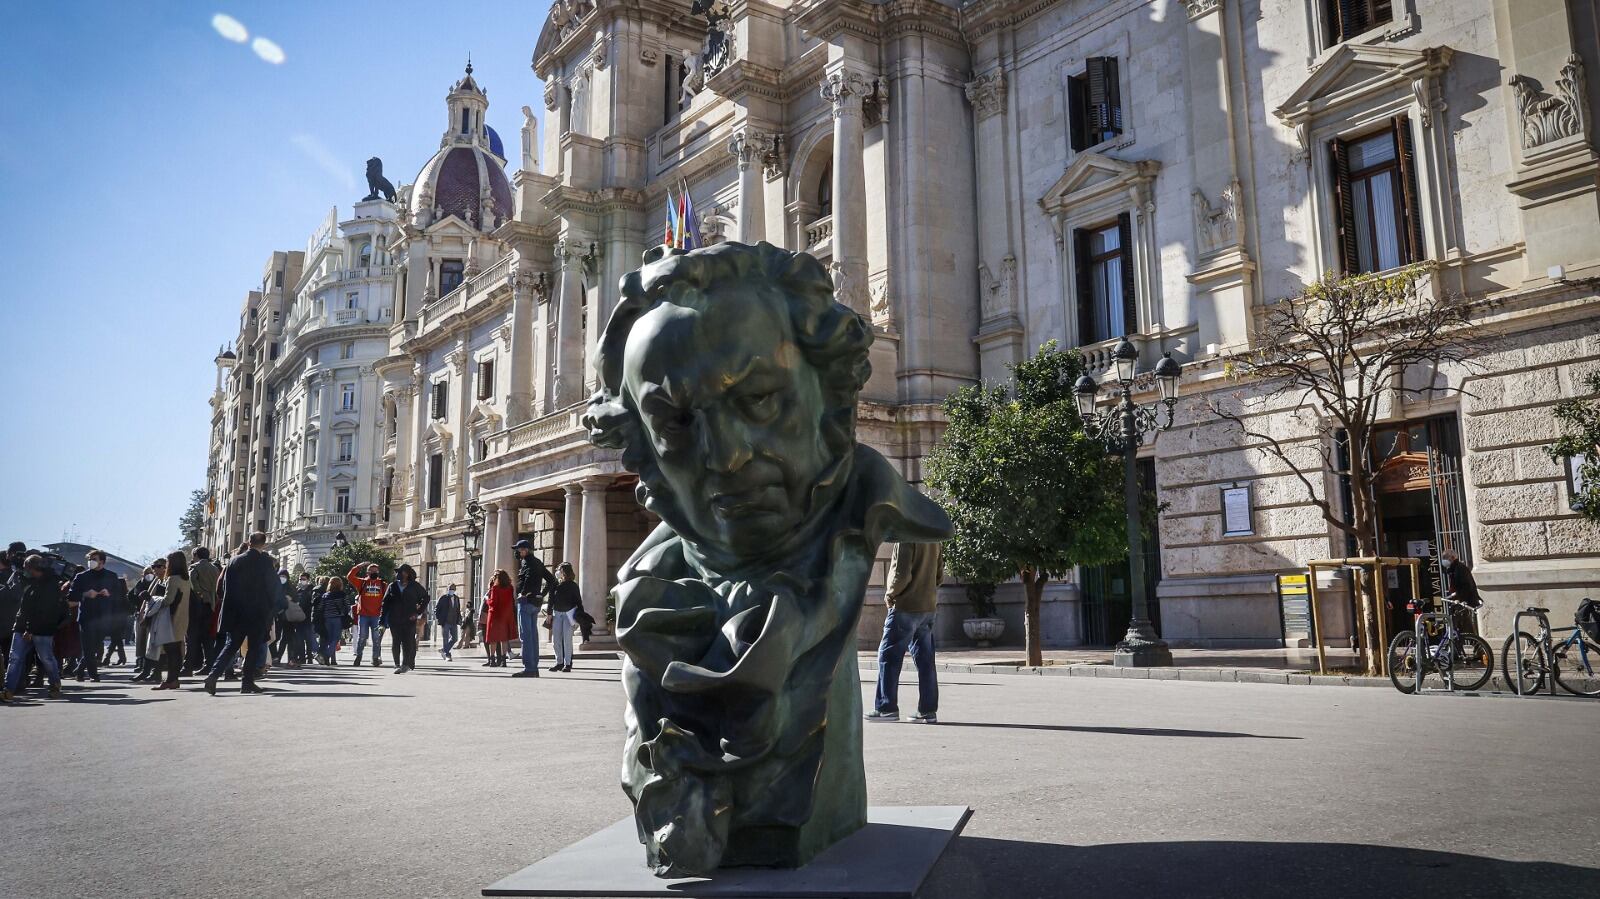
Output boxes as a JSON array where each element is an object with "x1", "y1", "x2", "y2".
[{"x1": 435, "y1": 584, "x2": 462, "y2": 661}]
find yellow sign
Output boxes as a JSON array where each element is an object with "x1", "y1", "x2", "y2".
[{"x1": 1278, "y1": 574, "x2": 1309, "y2": 595}]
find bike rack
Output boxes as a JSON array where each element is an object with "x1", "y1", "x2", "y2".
[
  {"x1": 1413, "y1": 610, "x2": 1456, "y2": 694},
  {"x1": 1510, "y1": 607, "x2": 1555, "y2": 697}
]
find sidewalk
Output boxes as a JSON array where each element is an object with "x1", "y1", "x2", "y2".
[{"x1": 859, "y1": 646, "x2": 1396, "y2": 689}]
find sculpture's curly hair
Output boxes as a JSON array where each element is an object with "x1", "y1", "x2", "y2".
[{"x1": 584, "y1": 241, "x2": 872, "y2": 479}]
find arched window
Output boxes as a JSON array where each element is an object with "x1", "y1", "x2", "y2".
[
  {"x1": 357, "y1": 243, "x2": 372, "y2": 269},
  {"x1": 817, "y1": 163, "x2": 833, "y2": 217},
  {"x1": 461, "y1": 107, "x2": 471, "y2": 134}
]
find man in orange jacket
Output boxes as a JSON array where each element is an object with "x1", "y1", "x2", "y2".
[{"x1": 347, "y1": 563, "x2": 387, "y2": 667}]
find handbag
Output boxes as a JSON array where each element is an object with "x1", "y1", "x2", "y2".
[{"x1": 285, "y1": 600, "x2": 306, "y2": 624}]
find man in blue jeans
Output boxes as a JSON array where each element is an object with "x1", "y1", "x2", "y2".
[
  {"x1": 511, "y1": 539, "x2": 558, "y2": 678},
  {"x1": 866, "y1": 541, "x2": 943, "y2": 724}
]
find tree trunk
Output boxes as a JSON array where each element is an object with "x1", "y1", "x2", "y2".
[
  {"x1": 1021, "y1": 568, "x2": 1045, "y2": 667},
  {"x1": 1349, "y1": 462, "x2": 1382, "y2": 676}
]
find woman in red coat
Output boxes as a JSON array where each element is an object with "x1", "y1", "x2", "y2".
[{"x1": 481, "y1": 569, "x2": 517, "y2": 668}]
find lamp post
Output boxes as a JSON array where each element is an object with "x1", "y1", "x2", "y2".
[
  {"x1": 1074, "y1": 336, "x2": 1183, "y2": 667},
  {"x1": 464, "y1": 500, "x2": 484, "y2": 557}
]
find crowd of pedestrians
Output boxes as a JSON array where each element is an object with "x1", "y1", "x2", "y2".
[{"x1": 0, "y1": 531, "x2": 592, "y2": 703}]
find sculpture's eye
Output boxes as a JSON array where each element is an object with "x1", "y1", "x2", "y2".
[
  {"x1": 653, "y1": 407, "x2": 695, "y2": 442},
  {"x1": 735, "y1": 390, "x2": 780, "y2": 424}
]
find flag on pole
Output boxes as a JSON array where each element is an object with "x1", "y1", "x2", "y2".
[
  {"x1": 680, "y1": 180, "x2": 699, "y2": 250},
  {"x1": 664, "y1": 187, "x2": 678, "y2": 248}
]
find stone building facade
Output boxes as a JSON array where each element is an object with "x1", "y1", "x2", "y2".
[{"x1": 206, "y1": 0, "x2": 1600, "y2": 650}]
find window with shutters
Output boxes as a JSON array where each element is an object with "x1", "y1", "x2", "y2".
[
  {"x1": 1067, "y1": 57, "x2": 1123, "y2": 153},
  {"x1": 427, "y1": 453, "x2": 444, "y2": 509},
  {"x1": 476, "y1": 359, "x2": 495, "y2": 401},
  {"x1": 1330, "y1": 117, "x2": 1424, "y2": 275},
  {"x1": 1325, "y1": 0, "x2": 1392, "y2": 46},
  {"x1": 1074, "y1": 217, "x2": 1137, "y2": 344},
  {"x1": 430, "y1": 381, "x2": 448, "y2": 420}
]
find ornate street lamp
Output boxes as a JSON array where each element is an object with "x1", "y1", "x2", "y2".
[
  {"x1": 1075, "y1": 337, "x2": 1183, "y2": 667},
  {"x1": 464, "y1": 500, "x2": 484, "y2": 556}
]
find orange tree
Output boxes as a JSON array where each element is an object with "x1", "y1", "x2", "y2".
[{"x1": 926, "y1": 341, "x2": 1127, "y2": 666}]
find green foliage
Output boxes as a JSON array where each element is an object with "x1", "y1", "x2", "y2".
[
  {"x1": 178, "y1": 488, "x2": 207, "y2": 547},
  {"x1": 926, "y1": 341, "x2": 1129, "y2": 588},
  {"x1": 313, "y1": 541, "x2": 399, "y2": 583},
  {"x1": 964, "y1": 582, "x2": 998, "y2": 618},
  {"x1": 1548, "y1": 369, "x2": 1600, "y2": 522}
]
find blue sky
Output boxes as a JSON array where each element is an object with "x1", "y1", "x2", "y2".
[{"x1": 0, "y1": 3, "x2": 544, "y2": 563}]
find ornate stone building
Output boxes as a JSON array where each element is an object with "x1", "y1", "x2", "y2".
[{"x1": 208, "y1": 0, "x2": 1600, "y2": 650}]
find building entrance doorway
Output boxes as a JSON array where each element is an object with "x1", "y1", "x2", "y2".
[
  {"x1": 1371, "y1": 414, "x2": 1471, "y2": 638},
  {"x1": 1081, "y1": 458, "x2": 1161, "y2": 646}
]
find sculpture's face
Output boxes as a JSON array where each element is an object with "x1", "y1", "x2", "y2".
[{"x1": 623, "y1": 282, "x2": 833, "y2": 558}]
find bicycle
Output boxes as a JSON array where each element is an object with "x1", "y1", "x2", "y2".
[
  {"x1": 1387, "y1": 595, "x2": 1493, "y2": 694},
  {"x1": 1501, "y1": 600, "x2": 1600, "y2": 697}
]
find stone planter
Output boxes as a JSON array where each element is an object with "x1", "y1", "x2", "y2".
[{"x1": 962, "y1": 616, "x2": 1006, "y2": 647}]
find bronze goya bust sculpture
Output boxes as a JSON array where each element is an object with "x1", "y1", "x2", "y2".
[{"x1": 583, "y1": 242, "x2": 951, "y2": 877}]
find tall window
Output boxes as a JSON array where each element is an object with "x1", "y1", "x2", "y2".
[
  {"x1": 1073, "y1": 215, "x2": 1136, "y2": 345},
  {"x1": 357, "y1": 244, "x2": 372, "y2": 268},
  {"x1": 307, "y1": 435, "x2": 319, "y2": 463},
  {"x1": 335, "y1": 487, "x2": 351, "y2": 514},
  {"x1": 337, "y1": 434, "x2": 353, "y2": 462},
  {"x1": 431, "y1": 381, "x2": 449, "y2": 419},
  {"x1": 274, "y1": 271, "x2": 284, "y2": 287},
  {"x1": 340, "y1": 341, "x2": 354, "y2": 360},
  {"x1": 345, "y1": 292, "x2": 359, "y2": 310},
  {"x1": 439, "y1": 259, "x2": 465, "y2": 294},
  {"x1": 1068, "y1": 57, "x2": 1123, "y2": 152},
  {"x1": 817, "y1": 163, "x2": 833, "y2": 218},
  {"x1": 476, "y1": 359, "x2": 495, "y2": 401},
  {"x1": 310, "y1": 386, "x2": 322, "y2": 412},
  {"x1": 269, "y1": 342, "x2": 279, "y2": 360},
  {"x1": 1332, "y1": 117, "x2": 1423, "y2": 275},
  {"x1": 1327, "y1": 0, "x2": 1393, "y2": 44},
  {"x1": 340, "y1": 383, "x2": 355, "y2": 410},
  {"x1": 427, "y1": 453, "x2": 444, "y2": 509}
]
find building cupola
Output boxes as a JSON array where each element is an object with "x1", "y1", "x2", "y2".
[{"x1": 444, "y1": 58, "x2": 492, "y2": 154}]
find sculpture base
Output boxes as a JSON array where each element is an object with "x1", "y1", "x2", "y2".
[{"x1": 482, "y1": 806, "x2": 972, "y2": 898}]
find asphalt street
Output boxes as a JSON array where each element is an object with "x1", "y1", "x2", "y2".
[{"x1": 2, "y1": 647, "x2": 1597, "y2": 899}]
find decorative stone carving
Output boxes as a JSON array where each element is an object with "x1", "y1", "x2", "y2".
[
  {"x1": 591, "y1": 31, "x2": 612, "y2": 70},
  {"x1": 543, "y1": 81, "x2": 560, "y2": 111},
  {"x1": 569, "y1": 71, "x2": 590, "y2": 136},
  {"x1": 821, "y1": 70, "x2": 870, "y2": 118},
  {"x1": 580, "y1": 242, "x2": 952, "y2": 878},
  {"x1": 640, "y1": 46, "x2": 659, "y2": 67},
  {"x1": 865, "y1": 76, "x2": 890, "y2": 127},
  {"x1": 869, "y1": 281, "x2": 892, "y2": 327},
  {"x1": 727, "y1": 129, "x2": 778, "y2": 172},
  {"x1": 1511, "y1": 55, "x2": 1588, "y2": 151},
  {"x1": 964, "y1": 70, "x2": 1007, "y2": 120},
  {"x1": 978, "y1": 254, "x2": 1017, "y2": 322},
  {"x1": 1181, "y1": 0, "x2": 1221, "y2": 19},
  {"x1": 493, "y1": 322, "x2": 513, "y2": 350},
  {"x1": 520, "y1": 105, "x2": 539, "y2": 170},
  {"x1": 1192, "y1": 180, "x2": 1241, "y2": 255},
  {"x1": 680, "y1": 52, "x2": 704, "y2": 109}
]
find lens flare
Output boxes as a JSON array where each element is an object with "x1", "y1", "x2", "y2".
[
  {"x1": 252, "y1": 36, "x2": 285, "y2": 65},
  {"x1": 211, "y1": 13, "x2": 248, "y2": 43}
]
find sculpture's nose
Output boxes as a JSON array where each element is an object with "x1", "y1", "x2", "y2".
[{"x1": 698, "y1": 408, "x2": 752, "y2": 474}]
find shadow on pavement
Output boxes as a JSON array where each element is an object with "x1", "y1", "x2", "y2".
[
  {"x1": 923, "y1": 837, "x2": 1600, "y2": 899},
  {"x1": 927, "y1": 721, "x2": 1300, "y2": 739},
  {"x1": 63, "y1": 693, "x2": 178, "y2": 706}
]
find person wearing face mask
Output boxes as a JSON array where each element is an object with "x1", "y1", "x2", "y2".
[
  {"x1": 381, "y1": 564, "x2": 429, "y2": 673},
  {"x1": 281, "y1": 572, "x2": 316, "y2": 667},
  {"x1": 67, "y1": 549, "x2": 123, "y2": 683},
  {"x1": 2, "y1": 555, "x2": 71, "y2": 702},
  {"x1": 131, "y1": 559, "x2": 168, "y2": 683},
  {"x1": 183, "y1": 547, "x2": 219, "y2": 675}
]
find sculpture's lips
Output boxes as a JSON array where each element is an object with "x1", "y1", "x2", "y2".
[{"x1": 709, "y1": 487, "x2": 782, "y2": 519}]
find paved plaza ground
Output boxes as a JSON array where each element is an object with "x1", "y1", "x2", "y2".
[{"x1": 3, "y1": 646, "x2": 1598, "y2": 899}]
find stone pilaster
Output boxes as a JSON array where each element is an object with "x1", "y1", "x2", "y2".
[
  {"x1": 552, "y1": 238, "x2": 587, "y2": 408},
  {"x1": 821, "y1": 66, "x2": 872, "y2": 316},
  {"x1": 729, "y1": 128, "x2": 778, "y2": 243}
]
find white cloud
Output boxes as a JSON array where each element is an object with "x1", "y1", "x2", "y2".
[
  {"x1": 290, "y1": 134, "x2": 356, "y2": 192},
  {"x1": 252, "y1": 36, "x2": 285, "y2": 65},
  {"x1": 211, "y1": 13, "x2": 248, "y2": 43}
]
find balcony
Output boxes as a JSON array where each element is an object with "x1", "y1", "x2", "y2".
[
  {"x1": 416, "y1": 254, "x2": 514, "y2": 333},
  {"x1": 805, "y1": 215, "x2": 833, "y2": 255},
  {"x1": 486, "y1": 406, "x2": 586, "y2": 458}
]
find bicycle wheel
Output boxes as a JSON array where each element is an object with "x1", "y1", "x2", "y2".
[
  {"x1": 1501, "y1": 632, "x2": 1547, "y2": 695},
  {"x1": 1452, "y1": 634, "x2": 1494, "y2": 692},
  {"x1": 1552, "y1": 638, "x2": 1600, "y2": 697},
  {"x1": 1387, "y1": 631, "x2": 1419, "y2": 694}
]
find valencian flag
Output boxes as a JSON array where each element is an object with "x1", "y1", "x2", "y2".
[
  {"x1": 664, "y1": 186, "x2": 678, "y2": 247},
  {"x1": 678, "y1": 180, "x2": 700, "y2": 250}
]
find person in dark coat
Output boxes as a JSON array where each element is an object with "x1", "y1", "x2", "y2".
[
  {"x1": 434, "y1": 585, "x2": 462, "y2": 661},
  {"x1": 381, "y1": 564, "x2": 429, "y2": 673},
  {"x1": 315, "y1": 577, "x2": 351, "y2": 665},
  {"x1": 0, "y1": 553, "x2": 22, "y2": 675},
  {"x1": 66, "y1": 549, "x2": 123, "y2": 683},
  {"x1": 205, "y1": 532, "x2": 279, "y2": 695},
  {"x1": 2, "y1": 555, "x2": 72, "y2": 701},
  {"x1": 512, "y1": 539, "x2": 558, "y2": 678}
]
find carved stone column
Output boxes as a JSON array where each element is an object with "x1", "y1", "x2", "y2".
[
  {"x1": 494, "y1": 503, "x2": 515, "y2": 589},
  {"x1": 481, "y1": 500, "x2": 501, "y2": 594},
  {"x1": 821, "y1": 67, "x2": 871, "y2": 316},
  {"x1": 729, "y1": 129, "x2": 776, "y2": 244},
  {"x1": 578, "y1": 476, "x2": 611, "y2": 640},
  {"x1": 506, "y1": 265, "x2": 545, "y2": 427},
  {"x1": 552, "y1": 239, "x2": 586, "y2": 408},
  {"x1": 561, "y1": 483, "x2": 583, "y2": 570}
]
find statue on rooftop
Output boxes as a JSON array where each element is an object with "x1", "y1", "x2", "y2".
[{"x1": 364, "y1": 157, "x2": 397, "y2": 203}]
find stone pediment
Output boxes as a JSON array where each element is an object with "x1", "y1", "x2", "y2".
[
  {"x1": 1275, "y1": 44, "x2": 1453, "y2": 126},
  {"x1": 534, "y1": 0, "x2": 600, "y2": 74},
  {"x1": 1040, "y1": 153, "x2": 1160, "y2": 213},
  {"x1": 424, "y1": 216, "x2": 480, "y2": 241},
  {"x1": 467, "y1": 400, "x2": 503, "y2": 430},
  {"x1": 328, "y1": 471, "x2": 356, "y2": 485}
]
